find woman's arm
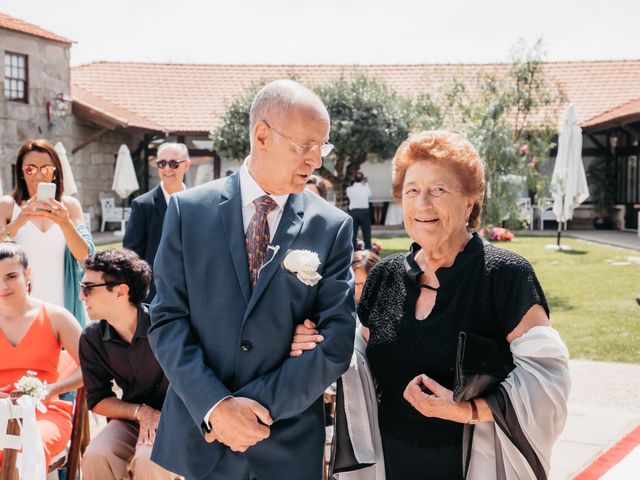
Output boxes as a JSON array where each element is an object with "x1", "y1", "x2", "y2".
[
  {"x1": 46, "y1": 306, "x2": 83, "y2": 399},
  {"x1": 403, "y1": 304, "x2": 551, "y2": 424},
  {"x1": 0, "y1": 195, "x2": 37, "y2": 238}
]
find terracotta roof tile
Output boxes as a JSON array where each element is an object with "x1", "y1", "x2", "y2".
[
  {"x1": 0, "y1": 12, "x2": 72, "y2": 44},
  {"x1": 581, "y1": 97, "x2": 640, "y2": 129},
  {"x1": 70, "y1": 60, "x2": 640, "y2": 134}
]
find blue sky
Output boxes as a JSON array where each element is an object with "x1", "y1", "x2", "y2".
[{"x1": 2, "y1": 0, "x2": 639, "y2": 66}]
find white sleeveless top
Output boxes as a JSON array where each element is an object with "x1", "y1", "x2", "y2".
[{"x1": 11, "y1": 203, "x2": 66, "y2": 308}]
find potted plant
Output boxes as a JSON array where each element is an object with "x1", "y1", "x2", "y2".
[{"x1": 587, "y1": 155, "x2": 617, "y2": 229}]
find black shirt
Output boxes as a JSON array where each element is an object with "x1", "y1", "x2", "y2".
[
  {"x1": 79, "y1": 305, "x2": 169, "y2": 411},
  {"x1": 358, "y1": 233, "x2": 549, "y2": 449}
]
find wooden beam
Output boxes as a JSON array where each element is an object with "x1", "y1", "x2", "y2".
[
  {"x1": 621, "y1": 124, "x2": 640, "y2": 140},
  {"x1": 586, "y1": 134, "x2": 608, "y2": 152},
  {"x1": 72, "y1": 128, "x2": 109, "y2": 154}
]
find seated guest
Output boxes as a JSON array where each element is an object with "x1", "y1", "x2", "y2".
[
  {"x1": 123, "y1": 142, "x2": 191, "y2": 301},
  {"x1": 78, "y1": 249, "x2": 177, "y2": 480},
  {"x1": 0, "y1": 242, "x2": 83, "y2": 471}
]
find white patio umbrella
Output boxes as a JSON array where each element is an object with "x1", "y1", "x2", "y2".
[
  {"x1": 550, "y1": 105, "x2": 590, "y2": 248},
  {"x1": 111, "y1": 144, "x2": 139, "y2": 235},
  {"x1": 54, "y1": 142, "x2": 78, "y2": 196}
]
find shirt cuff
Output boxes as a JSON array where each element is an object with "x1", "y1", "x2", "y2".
[{"x1": 203, "y1": 395, "x2": 233, "y2": 433}]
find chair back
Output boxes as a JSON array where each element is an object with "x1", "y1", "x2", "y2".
[{"x1": 0, "y1": 391, "x2": 24, "y2": 480}]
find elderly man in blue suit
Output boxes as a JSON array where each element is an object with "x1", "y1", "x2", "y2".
[
  {"x1": 123, "y1": 142, "x2": 191, "y2": 300},
  {"x1": 148, "y1": 79, "x2": 356, "y2": 480}
]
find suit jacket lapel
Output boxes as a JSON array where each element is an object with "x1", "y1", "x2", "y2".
[
  {"x1": 152, "y1": 184, "x2": 167, "y2": 218},
  {"x1": 219, "y1": 174, "x2": 251, "y2": 305},
  {"x1": 245, "y1": 193, "x2": 304, "y2": 318}
]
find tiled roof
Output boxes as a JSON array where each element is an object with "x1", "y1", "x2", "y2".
[
  {"x1": 581, "y1": 97, "x2": 640, "y2": 130},
  {"x1": 70, "y1": 60, "x2": 640, "y2": 135},
  {"x1": 71, "y1": 85, "x2": 164, "y2": 131},
  {"x1": 0, "y1": 12, "x2": 72, "y2": 44}
]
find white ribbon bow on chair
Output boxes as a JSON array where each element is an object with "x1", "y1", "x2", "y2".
[{"x1": 0, "y1": 395, "x2": 47, "y2": 480}]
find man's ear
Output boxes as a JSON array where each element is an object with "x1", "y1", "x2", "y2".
[
  {"x1": 254, "y1": 121, "x2": 271, "y2": 150},
  {"x1": 115, "y1": 283, "x2": 130, "y2": 299}
]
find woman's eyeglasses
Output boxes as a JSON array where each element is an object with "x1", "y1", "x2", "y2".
[
  {"x1": 156, "y1": 159, "x2": 186, "y2": 169},
  {"x1": 23, "y1": 165, "x2": 56, "y2": 176},
  {"x1": 79, "y1": 282, "x2": 117, "y2": 296}
]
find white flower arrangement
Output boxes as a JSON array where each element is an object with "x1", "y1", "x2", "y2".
[
  {"x1": 283, "y1": 249, "x2": 322, "y2": 286},
  {"x1": 14, "y1": 370, "x2": 47, "y2": 400}
]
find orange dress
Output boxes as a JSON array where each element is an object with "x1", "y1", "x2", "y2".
[{"x1": 0, "y1": 304, "x2": 73, "y2": 468}]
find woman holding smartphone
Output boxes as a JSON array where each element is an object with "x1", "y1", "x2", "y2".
[{"x1": 0, "y1": 139, "x2": 94, "y2": 325}]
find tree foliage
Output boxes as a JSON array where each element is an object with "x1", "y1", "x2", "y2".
[{"x1": 210, "y1": 41, "x2": 564, "y2": 225}]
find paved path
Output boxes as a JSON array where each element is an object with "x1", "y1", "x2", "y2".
[{"x1": 550, "y1": 359, "x2": 640, "y2": 479}]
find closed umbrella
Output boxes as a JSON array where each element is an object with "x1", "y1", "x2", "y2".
[
  {"x1": 54, "y1": 142, "x2": 78, "y2": 196},
  {"x1": 111, "y1": 144, "x2": 139, "y2": 235},
  {"x1": 550, "y1": 105, "x2": 589, "y2": 248}
]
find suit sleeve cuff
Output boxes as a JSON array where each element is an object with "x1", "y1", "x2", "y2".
[{"x1": 202, "y1": 395, "x2": 233, "y2": 433}]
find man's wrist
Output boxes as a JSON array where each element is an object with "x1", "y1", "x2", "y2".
[
  {"x1": 203, "y1": 395, "x2": 233, "y2": 433},
  {"x1": 134, "y1": 403, "x2": 144, "y2": 421}
]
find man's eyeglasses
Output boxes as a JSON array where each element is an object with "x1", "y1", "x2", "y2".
[
  {"x1": 156, "y1": 159, "x2": 186, "y2": 169},
  {"x1": 23, "y1": 165, "x2": 57, "y2": 176},
  {"x1": 263, "y1": 121, "x2": 334, "y2": 158},
  {"x1": 79, "y1": 282, "x2": 117, "y2": 296}
]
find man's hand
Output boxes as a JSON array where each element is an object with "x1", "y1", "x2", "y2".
[
  {"x1": 136, "y1": 405, "x2": 161, "y2": 446},
  {"x1": 204, "y1": 397, "x2": 272, "y2": 452}
]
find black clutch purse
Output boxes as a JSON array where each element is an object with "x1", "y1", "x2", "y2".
[{"x1": 453, "y1": 331, "x2": 515, "y2": 402}]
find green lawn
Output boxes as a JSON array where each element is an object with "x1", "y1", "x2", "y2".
[
  {"x1": 98, "y1": 236, "x2": 640, "y2": 363},
  {"x1": 374, "y1": 235, "x2": 640, "y2": 364}
]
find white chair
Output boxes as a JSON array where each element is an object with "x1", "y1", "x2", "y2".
[
  {"x1": 100, "y1": 198, "x2": 131, "y2": 232},
  {"x1": 538, "y1": 198, "x2": 567, "y2": 231},
  {"x1": 516, "y1": 197, "x2": 533, "y2": 230},
  {"x1": 501, "y1": 197, "x2": 533, "y2": 230}
]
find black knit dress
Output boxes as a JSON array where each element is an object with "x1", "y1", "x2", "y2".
[{"x1": 357, "y1": 233, "x2": 548, "y2": 480}]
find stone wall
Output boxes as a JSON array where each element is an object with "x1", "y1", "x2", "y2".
[
  {"x1": 0, "y1": 28, "x2": 72, "y2": 194},
  {"x1": 68, "y1": 118, "x2": 144, "y2": 231}
]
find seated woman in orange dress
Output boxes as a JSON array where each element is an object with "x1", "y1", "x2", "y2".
[{"x1": 0, "y1": 241, "x2": 83, "y2": 471}]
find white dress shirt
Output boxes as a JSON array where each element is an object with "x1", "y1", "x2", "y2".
[
  {"x1": 346, "y1": 181, "x2": 372, "y2": 209},
  {"x1": 204, "y1": 159, "x2": 289, "y2": 430},
  {"x1": 160, "y1": 182, "x2": 186, "y2": 205},
  {"x1": 239, "y1": 160, "x2": 289, "y2": 239}
]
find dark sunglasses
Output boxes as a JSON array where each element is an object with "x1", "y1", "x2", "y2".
[
  {"x1": 156, "y1": 159, "x2": 185, "y2": 169},
  {"x1": 79, "y1": 282, "x2": 117, "y2": 296}
]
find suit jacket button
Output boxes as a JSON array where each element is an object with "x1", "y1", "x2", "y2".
[{"x1": 240, "y1": 340, "x2": 253, "y2": 352}]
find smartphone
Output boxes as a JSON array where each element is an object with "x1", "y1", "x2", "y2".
[{"x1": 36, "y1": 182, "x2": 56, "y2": 206}]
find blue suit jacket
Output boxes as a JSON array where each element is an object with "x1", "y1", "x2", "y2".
[
  {"x1": 123, "y1": 185, "x2": 167, "y2": 300},
  {"x1": 148, "y1": 173, "x2": 356, "y2": 479}
]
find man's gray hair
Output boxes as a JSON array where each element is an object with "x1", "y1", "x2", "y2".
[
  {"x1": 249, "y1": 79, "x2": 326, "y2": 147},
  {"x1": 157, "y1": 142, "x2": 189, "y2": 160}
]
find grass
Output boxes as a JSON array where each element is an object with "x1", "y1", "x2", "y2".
[{"x1": 374, "y1": 235, "x2": 640, "y2": 364}]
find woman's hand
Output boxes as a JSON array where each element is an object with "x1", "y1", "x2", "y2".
[
  {"x1": 34, "y1": 198, "x2": 73, "y2": 228},
  {"x1": 403, "y1": 374, "x2": 472, "y2": 424},
  {"x1": 289, "y1": 319, "x2": 324, "y2": 357}
]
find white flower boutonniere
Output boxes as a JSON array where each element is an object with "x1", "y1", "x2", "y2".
[{"x1": 283, "y1": 249, "x2": 322, "y2": 286}]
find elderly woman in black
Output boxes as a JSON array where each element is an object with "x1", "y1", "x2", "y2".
[{"x1": 295, "y1": 131, "x2": 570, "y2": 479}]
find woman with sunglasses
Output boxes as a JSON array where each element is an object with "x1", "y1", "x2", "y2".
[
  {"x1": 0, "y1": 242, "x2": 83, "y2": 472},
  {"x1": 0, "y1": 139, "x2": 95, "y2": 325}
]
